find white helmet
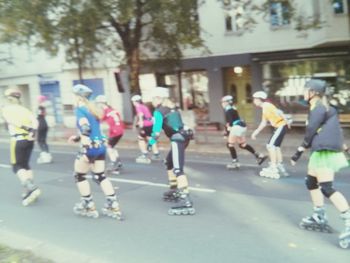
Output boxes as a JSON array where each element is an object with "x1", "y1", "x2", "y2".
[
  {"x1": 4, "y1": 88, "x2": 21, "y2": 99},
  {"x1": 252, "y1": 91, "x2": 268, "y2": 100},
  {"x1": 131, "y1": 94, "x2": 142, "y2": 102},
  {"x1": 72, "y1": 84, "x2": 92, "y2": 98},
  {"x1": 152, "y1": 87, "x2": 169, "y2": 98},
  {"x1": 95, "y1": 95, "x2": 107, "y2": 103},
  {"x1": 221, "y1": 95, "x2": 233, "y2": 103}
]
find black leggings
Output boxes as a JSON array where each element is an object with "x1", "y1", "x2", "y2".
[
  {"x1": 165, "y1": 139, "x2": 190, "y2": 176},
  {"x1": 37, "y1": 128, "x2": 49, "y2": 152},
  {"x1": 11, "y1": 140, "x2": 34, "y2": 173}
]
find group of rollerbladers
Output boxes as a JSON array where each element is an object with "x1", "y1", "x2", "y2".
[{"x1": 1, "y1": 78, "x2": 349, "y2": 248}]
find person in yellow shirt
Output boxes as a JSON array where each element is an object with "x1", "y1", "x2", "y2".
[
  {"x1": 1, "y1": 88, "x2": 41, "y2": 206},
  {"x1": 251, "y1": 91, "x2": 290, "y2": 179}
]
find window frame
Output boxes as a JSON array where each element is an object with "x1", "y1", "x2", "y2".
[{"x1": 269, "y1": 0, "x2": 292, "y2": 29}]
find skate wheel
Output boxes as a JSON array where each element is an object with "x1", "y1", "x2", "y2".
[
  {"x1": 339, "y1": 239, "x2": 349, "y2": 249},
  {"x1": 90, "y1": 211, "x2": 99, "y2": 218},
  {"x1": 181, "y1": 209, "x2": 189, "y2": 215},
  {"x1": 168, "y1": 209, "x2": 175, "y2": 216},
  {"x1": 189, "y1": 208, "x2": 196, "y2": 215},
  {"x1": 324, "y1": 225, "x2": 333, "y2": 233}
]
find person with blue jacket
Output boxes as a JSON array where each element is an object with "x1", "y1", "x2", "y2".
[
  {"x1": 291, "y1": 79, "x2": 350, "y2": 248},
  {"x1": 148, "y1": 87, "x2": 195, "y2": 216},
  {"x1": 68, "y1": 84, "x2": 122, "y2": 220}
]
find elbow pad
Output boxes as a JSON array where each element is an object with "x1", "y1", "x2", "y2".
[{"x1": 80, "y1": 124, "x2": 91, "y2": 136}]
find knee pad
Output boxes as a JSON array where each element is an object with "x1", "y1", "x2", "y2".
[
  {"x1": 173, "y1": 168, "x2": 183, "y2": 177},
  {"x1": 93, "y1": 172, "x2": 106, "y2": 185},
  {"x1": 74, "y1": 172, "x2": 87, "y2": 183},
  {"x1": 305, "y1": 175, "x2": 318, "y2": 190},
  {"x1": 319, "y1": 182, "x2": 336, "y2": 198}
]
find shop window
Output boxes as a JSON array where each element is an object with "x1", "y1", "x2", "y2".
[
  {"x1": 270, "y1": 1, "x2": 291, "y2": 27},
  {"x1": 262, "y1": 58, "x2": 350, "y2": 125},
  {"x1": 332, "y1": 0, "x2": 346, "y2": 14}
]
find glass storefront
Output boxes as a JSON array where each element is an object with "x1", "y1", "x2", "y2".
[
  {"x1": 164, "y1": 70, "x2": 210, "y2": 122},
  {"x1": 262, "y1": 57, "x2": 350, "y2": 123}
]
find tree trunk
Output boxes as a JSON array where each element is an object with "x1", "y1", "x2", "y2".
[{"x1": 127, "y1": 48, "x2": 141, "y2": 95}]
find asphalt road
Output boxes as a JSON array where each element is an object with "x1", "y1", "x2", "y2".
[{"x1": 0, "y1": 142, "x2": 350, "y2": 263}]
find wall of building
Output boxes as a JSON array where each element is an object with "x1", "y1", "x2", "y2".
[{"x1": 184, "y1": 0, "x2": 350, "y2": 58}]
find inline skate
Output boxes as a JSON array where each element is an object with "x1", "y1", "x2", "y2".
[
  {"x1": 339, "y1": 210, "x2": 350, "y2": 249},
  {"x1": 106, "y1": 161, "x2": 121, "y2": 175},
  {"x1": 255, "y1": 154, "x2": 267, "y2": 166},
  {"x1": 101, "y1": 196, "x2": 123, "y2": 221},
  {"x1": 227, "y1": 159, "x2": 240, "y2": 170},
  {"x1": 136, "y1": 154, "x2": 151, "y2": 164},
  {"x1": 37, "y1": 152, "x2": 53, "y2": 164},
  {"x1": 277, "y1": 163, "x2": 289, "y2": 177},
  {"x1": 73, "y1": 196, "x2": 99, "y2": 218},
  {"x1": 22, "y1": 187, "x2": 41, "y2": 206},
  {"x1": 163, "y1": 188, "x2": 180, "y2": 202},
  {"x1": 259, "y1": 165, "x2": 280, "y2": 179},
  {"x1": 299, "y1": 207, "x2": 332, "y2": 233},
  {"x1": 168, "y1": 192, "x2": 195, "y2": 216}
]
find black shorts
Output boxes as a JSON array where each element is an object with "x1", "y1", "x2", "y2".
[
  {"x1": 108, "y1": 135, "x2": 123, "y2": 147},
  {"x1": 267, "y1": 125, "x2": 288, "y2": 147},
  {"x1": 11, "y1": 140, "x2": 34, "y2": 172},
  {"x1": 139, "y1": 126, "x2": 153, "y2": 138}
]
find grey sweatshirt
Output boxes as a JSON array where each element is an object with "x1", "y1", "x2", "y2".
[{"x1": 302, "y1": 100, "x2": 343, "y2": 152}]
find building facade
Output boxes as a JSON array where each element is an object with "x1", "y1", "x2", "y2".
[{"x1": 0, "y1": 0, "x2": 349, "y2": 127}]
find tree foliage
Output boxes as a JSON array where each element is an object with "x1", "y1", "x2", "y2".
[{"x1": 0, "y1": 0, "x2": 205, "y2": 93}]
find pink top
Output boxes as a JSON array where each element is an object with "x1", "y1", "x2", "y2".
[
  {"x1": 101, "y1": 107, "x2": 124, "y2": 137},
  {"x1": 135, "y1": 103, "x2": 153, "y2": 127}
]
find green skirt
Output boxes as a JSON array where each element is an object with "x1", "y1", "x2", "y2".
[{"x1": 308, "y1": 150, "x2": 348, "y2": 173}]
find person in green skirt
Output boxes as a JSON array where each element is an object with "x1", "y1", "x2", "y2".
[{"x1": 291, "y1": 79, "x2": 350, "y2": 248}]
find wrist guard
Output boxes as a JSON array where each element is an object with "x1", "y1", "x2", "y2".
[{"x1": 291, "y1": 147, "x2": 304, "y2": 162}]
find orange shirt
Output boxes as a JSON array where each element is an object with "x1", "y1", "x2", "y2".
[{"x1": 262, "y1": 102, "x2": 287, "y2": 128}]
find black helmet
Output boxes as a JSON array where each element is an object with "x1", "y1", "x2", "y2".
[{"x1": 304, "y1": 79, "x2": 326, "y2": 95}]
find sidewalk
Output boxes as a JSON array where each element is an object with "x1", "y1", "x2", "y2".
[
  {"x1": 0, "y1": 125, "x2": 311, "y2": 155},
  {"x1": 0, "y1": 126, "x2": 350, "y2": 156}
]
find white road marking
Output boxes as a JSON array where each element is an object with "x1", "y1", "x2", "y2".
[
  {"x1": 86, "y1": 175, "x2": 216, "y2": 193},
  {"x1": 0, "y1": 164, "x2": 11, "y2": 168}
]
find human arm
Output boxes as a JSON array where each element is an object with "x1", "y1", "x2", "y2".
[
  {"x1": 290, "y1": 146, "x2": 306, "y2": 166},
  {"x1": 301, "y1": 105, "x2": 326, "y2": 149},
  {"x1": 148, "y1": 110, "x2": 163, "y2": 146},
  {"x1": 251, "y1": 120, "x2": 267, "y2": 140}
]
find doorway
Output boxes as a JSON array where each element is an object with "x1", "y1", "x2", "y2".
[{"x1": 223, "y1": 66, "x2": 254, "y2": 123}]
